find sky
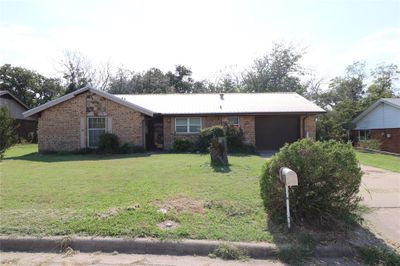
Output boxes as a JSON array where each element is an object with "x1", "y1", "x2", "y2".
[{"x1": 0, "y1": 0, "x2": 399, "y2": 85}]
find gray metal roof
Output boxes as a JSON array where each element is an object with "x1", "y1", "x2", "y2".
[
  {"x1": 114, "y1": 92, "x2": 325, "y2": 115},
  {"x1": 23, "y1": 87, "x2": 154, "y2": 117},
  {"x1": 23, "y1": 88, "x2": 325, "y2": 118},
  {"x1": 383, "y1": 98, "x2": 400, "y2": 108}
]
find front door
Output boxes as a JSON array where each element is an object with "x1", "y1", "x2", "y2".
[{"x1": 146, "y1": 116, "x2": 164, "y2": 150}]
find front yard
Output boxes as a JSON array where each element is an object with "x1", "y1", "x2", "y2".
[{"x1": 0, "y1": 144, "x2": 270, "y2": 242}]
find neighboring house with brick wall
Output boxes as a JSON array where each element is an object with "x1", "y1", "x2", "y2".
[
  {"x1": 0, "y1": 90, "x2": 37, "y2": 141},
  {"x1": 23, "y1": 87, "x2": 325, "y2": 152},
  {"x1": 351, "y1": 98, "x2": 400, "y2": 154}
]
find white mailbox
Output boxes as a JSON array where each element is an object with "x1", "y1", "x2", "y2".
[
  {"x1": 279, "y1": 167, "x2": 298, "y2": 229},
  {"x1": 279, "y1": 167, "x2": 298, "y2": 186}
]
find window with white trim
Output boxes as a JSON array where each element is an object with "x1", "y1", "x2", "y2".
[
  {"x1": 227, "y1": 116, "x2": 240, "y2": 126},
  {"x1": 359, "y1": 130, "x2": 370, "y2": 141},
  {"x1": 175, "y1": 117, "x2": 202, "y2": 133},
  {"x1": 88, "y1": 117, "x2": 106, "y2": 147}
]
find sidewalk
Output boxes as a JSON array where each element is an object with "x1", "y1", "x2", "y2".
[
  {"x1": 360, "y1": 165, "x2": 400, "y2": 246},
  {"x1": 0, "y1": 252, "x2": 362, "y2": 266}
]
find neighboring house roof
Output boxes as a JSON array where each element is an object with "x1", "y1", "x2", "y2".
[
  {"x1": 352, "y1": 98, "x2": 400, "y2": 124},
  {"x1": 23, "y1": 86, "x2": 154, "y2": 117},
  {"x1": 114, "y1": 92, "x2": 325, "y2": 115},
  {"x1": 0, "y1": 90, "x2": 29, "y2": 110},
  {"x1": 382, "y1": 98, "x2": 400, "y2": 108},
  {"x1": 351, "y1": 98, "x2": 400, "y2": 130},
  {"x1": 23, "y1": 87, "x2": 325, "y2": 118}
]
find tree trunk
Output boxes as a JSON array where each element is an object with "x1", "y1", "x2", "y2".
[{"x1": 210, "y1": 137, "x2": 228, "y2": 165}]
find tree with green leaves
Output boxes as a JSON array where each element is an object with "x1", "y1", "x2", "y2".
[
  {"x1": 0, "y1": 64, "x2": 65, "y2": 108},
  {"x1": 0, "y1": 107, "x2": 16, "y2": 160},
  {"x1": 316, "y1": 62, "x2": 367, "y2": 140},
  {"x1": 242, "y1": 43, "x2": 307, "y2": 94},
  {"x1": 363, "y1": 63, "x2": 399, "y2": 107},
  {"x1": 166, "y1": 65, "x2": 196, "y2": 93}
]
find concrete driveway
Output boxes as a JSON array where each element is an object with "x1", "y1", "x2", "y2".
[{"x1": 360, "y1": 165, "x2": 400, "y2": 245}]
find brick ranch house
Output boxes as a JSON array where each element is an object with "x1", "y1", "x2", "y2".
[
  {"x1": 23, "y1": 87, "x2": 325, "y2": 152},
  {"x1": 350, "y1": 98, "x2": 400, "y2": 153}
]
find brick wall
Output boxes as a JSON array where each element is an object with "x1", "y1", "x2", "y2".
[
  {"x1": 370, "y1": 128, "x2": 400, "y2": 153},
  {"x1": 38, "y1": 93, "x2": 86, "y2": 152},
  {"x1": 163, "y1": 115, "x2": 255, "y2": 150},
  {"x1": 300, "y1": 115, "x2": 316, "y2": 139},
  {"x1": 38, "y1": 92, "x2": 144, "y2": 152},
  {"x1": 107, "y1": 99, "x2": 144, "y2": 146}
]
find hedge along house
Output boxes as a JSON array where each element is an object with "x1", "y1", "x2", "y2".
[
  {"x1": 23, "y1": 87, "x2": 325, "y2": 152},
  {"x1": 350, "y1": 98, "x2": 400, "y2": 153}
]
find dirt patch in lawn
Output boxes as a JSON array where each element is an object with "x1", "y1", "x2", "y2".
[
  {"x1": 157, "y1": 220, "x2": 180, "y2": 230},
  {"x1": 95, "y1": 208, "x2": 120, "y2": 219},
  {"x1": 95, "y1": 203, "x2": 140, "y2": 219},
  {"x1": 153, "y1": 196, "x2": 204, "y2": 214}
]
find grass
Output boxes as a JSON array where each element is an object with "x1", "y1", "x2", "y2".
[
  {"x1": 209, "y1": 243, "x2": 249, "y2": 260},
  {"x1": 358, "y1": 246, "x2": 400, "y2": 266},
  {"x1": 0, "y1": 144, "x2": 271, "y2": 242},
  {"x1": 356, "y1": 150, "x2": 400, "y2": 172}
]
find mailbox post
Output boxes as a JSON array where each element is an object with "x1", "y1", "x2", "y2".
[{"x1": 279, "y1": 167, "x2": 298, "y2": 229}]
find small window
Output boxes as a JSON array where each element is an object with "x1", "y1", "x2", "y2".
[
  {"x1": 175, "y1": 117, "x2": 202, "y2": 133},
  {"x1": 227, "y1": 116, "x2": 240, "y2": 126},
  {"x1": 88, "y1": 117, "x2": 106, "y2": 147},
  {"x1": 359, "y1": 130, "x2": 370, "y2": 141}
]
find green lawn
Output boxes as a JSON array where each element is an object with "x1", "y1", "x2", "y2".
[
  {"x1": 356, "y1": 150, "x2": 400, "y2": 172},
  {"x1": 0, "y1": 144, "x2": 271, "y2": 242}
]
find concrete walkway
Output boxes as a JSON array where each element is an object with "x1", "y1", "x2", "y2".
[{"x1": 360, "y1": 165, "x2": 400, "y2": 245}]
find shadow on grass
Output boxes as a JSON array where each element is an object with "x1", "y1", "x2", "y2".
[
  {"x1": 3, "y1": 151, "x2": 152, "y2": 163},
  {"x1": 211, "y1": 163, "x2": 231, "y2": 173},
  {"x1": 266, "y1": 214, "x2": 400, "y2": 265}
]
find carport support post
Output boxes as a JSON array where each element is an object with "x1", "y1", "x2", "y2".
[{"x1": 285, "y1": 184, "x2": 291, "y2": 229}]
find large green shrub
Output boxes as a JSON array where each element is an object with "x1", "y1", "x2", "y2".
[
  {"x1": 225, "y1": 125, "x2": 256, "y2": 153},
  {"x1": 0, "y1": 107, "x2": 16, "y2": 159},
  {"x1": 198, "y1": 125, "x2": 255, "y2": 153},
  {"x1": 198, "y1": 125, "x2": 225, "y2": 152},
  {"x1": 173, "y1": 139, "x2": 196, "y2": 152},
  {"x1": 98, "y1": 133, "x2": 120, "y2": 153},
  {"x1": 225, "y1": 125, "x2": 244, "y2": 149},
  {"x1": 260, "y1": 138, "x2": 362, "y2": 227}
]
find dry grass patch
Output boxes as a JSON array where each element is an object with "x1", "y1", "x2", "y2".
[{"x1": 153, "y1": 196, "x2": 205, "y2": 214}]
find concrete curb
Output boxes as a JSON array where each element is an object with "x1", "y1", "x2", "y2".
[{"x1": 0, "y1": 236, "x2": 355, "y2": 259}]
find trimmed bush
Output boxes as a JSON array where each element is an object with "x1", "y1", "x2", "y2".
[
  {"x1": 225, "y1": 125, "x2": 244, "y2": 150},
  {"x1": 198, "y1": 125, "x2": 225, "y2": 152},
  {"x1": 98, "y1": 133, "x2": 120, "y2": 153},
  {"x1": 119, "y1": 143, "x2": 145, "y2": 154},
  {"x1": 260, "y1": 138, "x2": 362, "y2": 227},
  {"x1": 358, "y1": 139, "x2": 381, "y2": 150},
  {"x1": 198, "y1": 125, "x2": 255, "y2": 153},
  {"x1": 173, "y1": 139, "x2": 196, "y2": 152}
]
